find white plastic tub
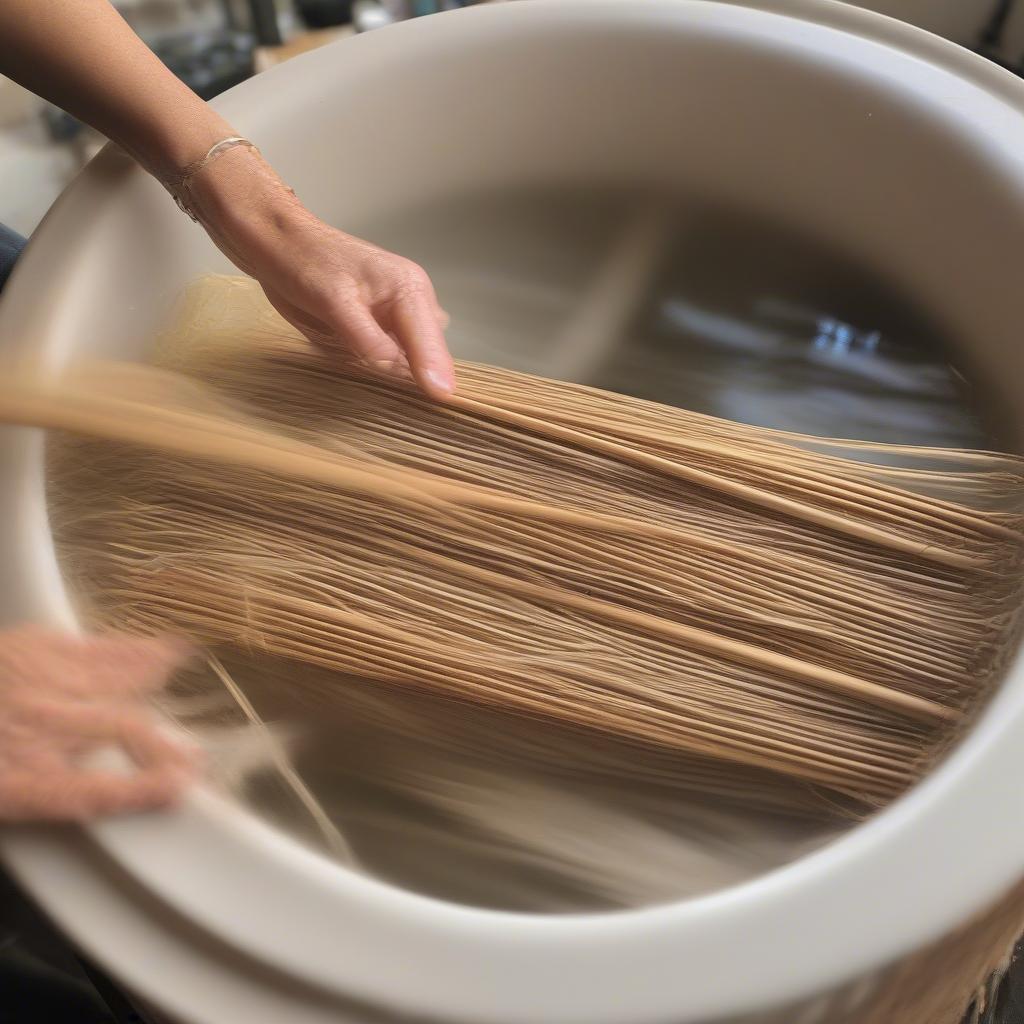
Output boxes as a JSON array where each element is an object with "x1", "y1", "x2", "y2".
[{"x1": 2, "y1": 2, "x2": 1024, "y2": 1022}]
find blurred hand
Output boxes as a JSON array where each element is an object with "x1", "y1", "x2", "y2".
[
  {"x1": 185, "y1": 146, "x2": 456, "y2": 400},
  {"x1": 0, "y1": 626, "x2": 200, "y2": 822}
]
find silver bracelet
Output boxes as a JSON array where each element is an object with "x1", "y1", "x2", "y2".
[{"x1": 161, "y1": 136, "x2": 259, "y2": 222}]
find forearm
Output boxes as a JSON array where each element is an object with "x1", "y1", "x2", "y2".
[
  {"x1": 0, "y1": 0, "x2": 455, "y2": 396},
  {"x1": 0, "y1": 0, "x2": 233, "y2": 176},
  {"x1": 0, "y1": 2, "x2": 299, "y2": 278}
]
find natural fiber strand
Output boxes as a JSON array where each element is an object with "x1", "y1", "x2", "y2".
[
  {"x1": 6, "y1": 276, "x2": 1020, "y2": 824},
  {"x1": 204, "y1": 653, "x2": 356, "y2": 864}
]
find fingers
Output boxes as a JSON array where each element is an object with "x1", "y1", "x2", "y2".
[
  {"x1": 384, "y1": 290, "x2": 456, "y2": 400},
  {"x1": 264, "y1": 283, "x2": 409, "y2": 375},
  {"x1": 0, "y1": 626, "x2": 194, "y2": 700},
  {"x1": 211, "y1": 194, "x2": 454, "y2": 397},
  {"x1": 0, "y1": 766, "x2": 187, "y2": 822},
  {"x1": 113, "y1": 717, "x2": 201, "y2": 775},
  {"x1": 262, "y1": 284, "x2": 334, "y2": 343},
  {"x1": 58, "y1": 634, "x2": 195, "y2": 699},
  {"x1": 259, "y1": 256, "x2": 455, "y2": 397},
  {"x1": 329, "y1": 301, "x2": 409, "y2": 374},
  {"x1": 0, "y1": 628, "x2": 203, "y2": 824},
  {"x1": 20, "y1": 700, "x2": 196, "y2": 767},
  {"x1": 0, "y1": 704, "x2": 200, "y2": 821}
]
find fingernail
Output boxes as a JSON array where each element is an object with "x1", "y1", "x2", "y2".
[{"x1": 424, "y1": 368, "x2": 455, "y2": 396}]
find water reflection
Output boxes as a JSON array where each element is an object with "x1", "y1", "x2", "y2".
[{"x1": 361, "y1": 187, "x2": 992, "y2": 451}]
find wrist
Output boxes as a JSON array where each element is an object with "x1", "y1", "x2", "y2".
[
  {"x1": 136, "y1": 105, "x2": 238, "y2": 182},
  {"x1": 183, "y1": 145, "x2": 310, "y2": 242}
]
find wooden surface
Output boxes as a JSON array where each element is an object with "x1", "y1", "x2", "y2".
[{"x1": 253, "y1": 26, "x2": 355, "y2": 74}]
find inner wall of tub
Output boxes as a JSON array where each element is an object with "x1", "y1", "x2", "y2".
[
  {"x1": 364, "y1": 186, "x2": 994, "y2": 449},
  {"x1": 159, "y1": 184, "x2": 1010, "y2": 915}
]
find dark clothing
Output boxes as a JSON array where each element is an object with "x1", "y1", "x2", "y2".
[{"x1": 0, "y1": 223, "x2": 27, "y2": 294}]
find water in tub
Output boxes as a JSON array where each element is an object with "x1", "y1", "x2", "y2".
[{"x1": 102, "y1": 187, "x2": 1016, "y2": 912}]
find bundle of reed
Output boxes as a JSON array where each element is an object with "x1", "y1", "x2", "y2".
[{"x1": 6, "y1": 277, "x2": 1019, "y2": 816}]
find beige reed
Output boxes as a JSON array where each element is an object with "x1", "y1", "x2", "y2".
[{"x1": 2, "y1": 276, "x2": 1021, "y2": 818}]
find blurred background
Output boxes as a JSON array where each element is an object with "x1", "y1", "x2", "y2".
[
  {"x1": 0, "y1": 0, "x2": 492, "y2": 235},
  {"x1": 3, "y1": 0, "x2": 1024, "y2": 237}
]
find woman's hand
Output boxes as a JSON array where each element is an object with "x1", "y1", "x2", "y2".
[
  {"x1": 0, "y1": 626, "x2": 200, "y2": 822},
  {"x1": 0, "y1": 0, "x2": 455, "y2": 396},
  {"x1": 183, "y1": 145, "x2": 456, "y2": 400},
  {"x1": 0, "y1": 0, "x2": 454, "y2": 397}
]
